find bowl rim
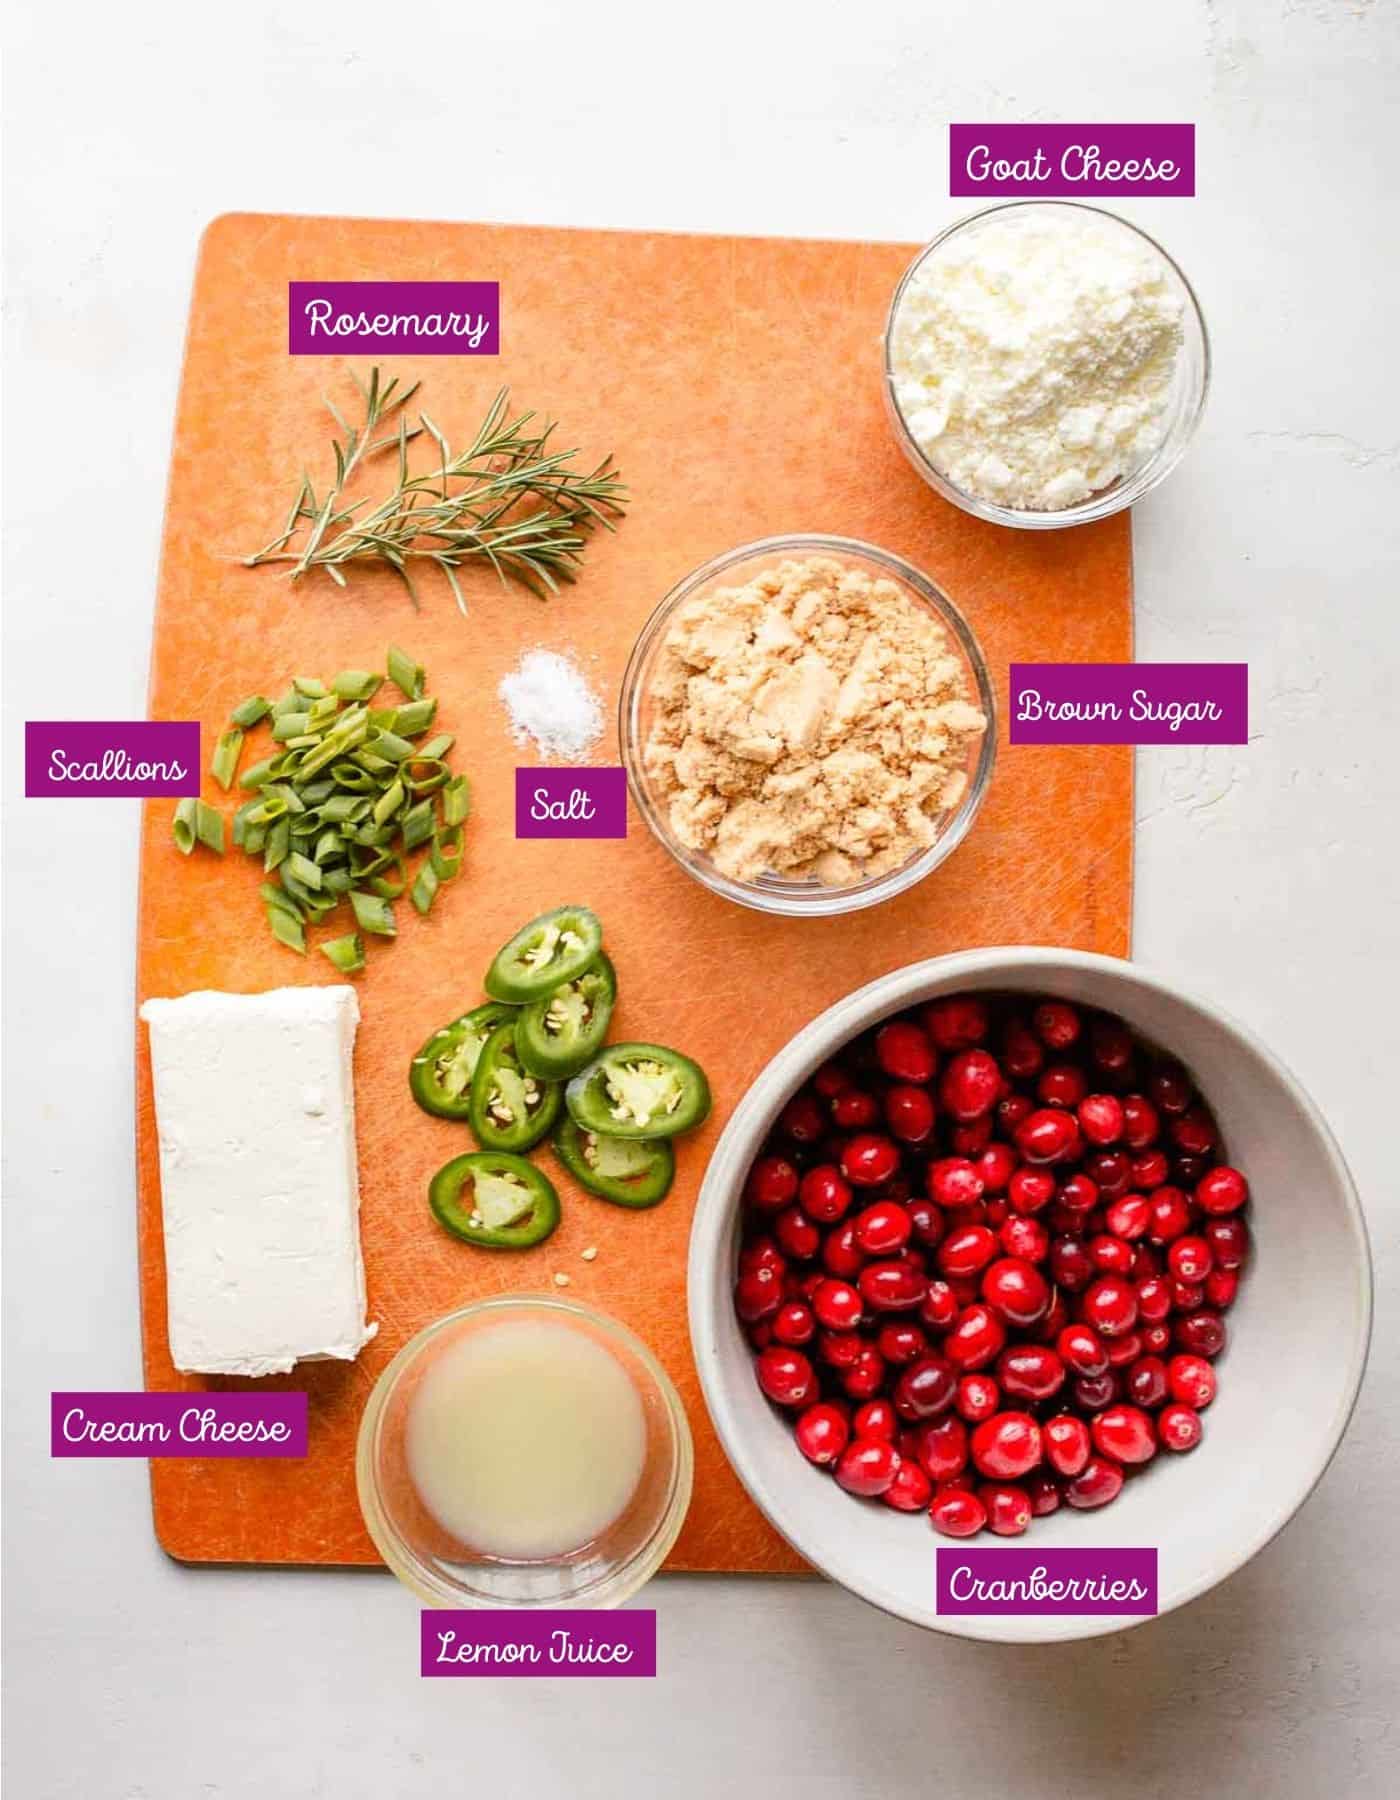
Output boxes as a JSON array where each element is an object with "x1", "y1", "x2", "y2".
[
  {"x1": 687, "y1": 946, "x2": 1373, "y2": 1643},
  {"x1": 618, "y1": 531, "x2": 998, "y2": 917},
  {"x1": 356, "y1": 1291, "x2": 694, "y2": 1609},
  {"x1": 882, "y1": 199, "x2": 1213, "y2": 530}
]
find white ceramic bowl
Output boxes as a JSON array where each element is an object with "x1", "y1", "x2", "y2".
[{"x1": 688, "y1": 949, "x2": 1372, "y2": 1642}]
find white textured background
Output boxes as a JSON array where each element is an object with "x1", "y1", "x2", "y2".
[{"x1": 4, "y1": 1, "x2": 1398, "y2": 1794}]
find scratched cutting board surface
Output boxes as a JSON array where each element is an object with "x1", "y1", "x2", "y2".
[{"x1": 136, "y1": 213, "x2": 1133, "y2": 1571}]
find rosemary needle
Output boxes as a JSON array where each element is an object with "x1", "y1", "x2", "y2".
[{"x1": 244, "y1": 369, "x2": 628, "y2": 608}]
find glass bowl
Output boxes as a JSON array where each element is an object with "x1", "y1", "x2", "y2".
[
  {"x1": 620, "y1": 533, "x2": 996, "y2": 918},
  {"x1": 356, "y1": 1295, "x2": 693, "y2": 1609},
  {"x1": 883, "y1": 200, "x2": 1210, "y2": 530}
]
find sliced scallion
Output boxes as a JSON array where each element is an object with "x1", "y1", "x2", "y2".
[
  {"x1": 320, "y1": 932, "x2": 366, "y2": 973},
  {"x1": 230, "y1": 695, "x2": 271, "y2": 729},
  {"x1": 442, "y1": 774, "x2": 471, "y2": 828},
  {"x1": 387, "y1": 644, "x2": 425, "y2": 700},
  {"x1": 393, "y1": 697, "x2": 438, "y2": 738},
  {"x1": 266, "y1": 905, "x2": 306, "y2": 953},
  {"x1": 332, "y1": 670, "x2": 384, "y2": 702},
  {"x1": 401, "y1": 798, "x2": 436, "y2": 850},
  {"x1": 172, "y1": 797, "x2": 198, "y2": 854},
  {"x1": 411, "y1": 860, "x2": 440, "y2": 915},
  {"x1": 194, "y1": 800, "x2": 225, "y2": 854},
  {"x1": 211, "y1": 728, "x2": 244, "y2": 791},
  {"x1": 350, "y1": 890, "x2": 397, "y2": 937}
]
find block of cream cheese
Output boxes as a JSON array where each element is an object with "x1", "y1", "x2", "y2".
[{"x1": 139, "y1": 985, "x2": 377, "y2": 1377}]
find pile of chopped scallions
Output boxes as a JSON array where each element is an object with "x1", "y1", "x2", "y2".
[{"x1": 172, "y1": 645, "x2": 469, "y2": 971}]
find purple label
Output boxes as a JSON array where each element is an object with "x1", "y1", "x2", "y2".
[
  {"x1": 422, "y1": 1610, "x2": 656, "y2": 1677},
  {"x1": 51, "y1": 1392, "x2": 308, "y2": 1458},
  {"x1": 25, "y1": 722, "x2": 200, "y2": 797},
  {"x1": 515, "y1": 766, "x2": 627, "y2": 839},
  {"x1": 288, "y1": 282, "x2": 499, "y2": 354},
  {"x1": 937, "y1": 1548, "x2": 1158, "y2": 1616},
  {"x1": 1010, "y1": 664, "x2": 1247, "y2": 745},
  {"x1": 950, "y1": 124, "x2": 1195, "y2": 196}
]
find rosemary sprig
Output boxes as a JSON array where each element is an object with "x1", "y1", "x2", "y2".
[{"x1": 244, "y1": 369, "x2": 629, "y2": 609}]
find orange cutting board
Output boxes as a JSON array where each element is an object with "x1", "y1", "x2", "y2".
[{"x1": 136, "y1": 213, "x2": 1133, "y2": 1571}]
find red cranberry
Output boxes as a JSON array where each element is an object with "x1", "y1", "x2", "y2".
[
  {"x1": 1073, "y1": 1371, "x2": 1119, "y2": 1412},
  {"x1": 939, "y1": 1049, "x2": 1001, "y2": 1121},
  {"x1": 1043, "y1": 1413, "x2": 1092, "y2": 1477},
  {"x1": 928, "y1": 1158, "x2": 985, "y2": 1209},
  {"x1": 853, "y1": 1200, "x2": 912, "y2": 1257},
  {"x1": 1016, "y1": 1108, "x2": 1082, "y2": 1165},
  {"x1": 779, "y1": 1092, "x2": 826, "y2": 1143},
  {"x1": 1168, "y1": 1235, "x2": 1213, "y2": 1283},
  {"x1": 774, "y1": 1206, "x2": 820, "y2": 1261},
  {"x1": 745, "y1": 1155, "x2": 799, "y2": 1214},
  {"x1": 1175, "y1": 1310, "x2": 1227, "y2": 1358},
  {"x1": 755, "y1": 1346, "x2": 816, "y2": 1408},
  {"x1": 1002, "y1": 1017, "x2": 1046, "y2": 1079},
  {"x1": 1104, "y1": 1329, "x2": 1144, "y2": 1369},
  {"x1": 1050, "y1": 1235, "x2": 1094, "y2": 1292},
  {"x1": 924, "y1": 997, "x2": 989, "y2": 1051},
  {"x1": 1082, "y1": 1275, "x2": 1139, "y2": 1338},
  {"x1": 1027, "y1": 1473, "x2": 1062, "y2": 1516},
  {"x1": 1033, "y1": 1001, "x2": 1082, "y2": 1050},
  {"x1": 1125, "y1": 1355, "x2": 1169, "y2": 1408},
  {"x1": 1064, "y1": 1454, "x2": 1125, "y2": 1509},
  {"x1": 971, "y1": 1410, "x2": 1042, "y2": 1480},
  {"x1": 916, "y1": 1413, "x2": 970, "y2": 1481},
  {"x1": 772, "y1": 1301, "x2": 815, "y2": 1346},
  {"x1": 858, "y1": 1260, "x2": 926, "y2": 1313},
  {"x1": 738, "y1": 1235, "x2": 785, "y2": 1277},
  {"x1": 997, "y1": 1344, "x2": 1065, "y2": 1401},
  {"x1": 795, "y1": 1401, "x2": 849, "y2": 1466},
  {"x1": 850, "y1": 1398, "x2": 898, "y2": 1442},
  {"x1": 840, "y1": 1346, "x2": 887, "y2": 1401},
  {"x1": 1197, "y1": 1166, "x2": 1249, "y2": 1216},
  {"x1": 1140, "y1": 1322, "x2": 1172, "y2": 1354},
  {"x1": 981, "y1": 1483, "x2": 1033, "y2": 1536},
  {"x1": 1084, "y1": 1151, "x2": 1132, "y2": 1198},
  {"x1": 1078, "y1": 1093, "x2": 1125, "y2": 1146},
  {"x1": 1000, "y1": 1215, "x2": 1050, "y2": 1264},
  {"x1": 800, "y1": 1165, "x2": 852, "y2": 1225},
  {"x1": 841, "y1": 1134, "x2": 900, "y2": 1187},
  {"x1": 834, "y1": 1437, "x2": 899, "y2": 1497},
  {"x1": 938, "y1": 1225, "x2": 999, "y2": 1278},
  {"x1": 1136, "y1": 1276, "x2": 1173, "y2": 1323},
  {"x1": 982, "y1": 1257, "x2": 1051, "y2": 1327},
  {"x1": 997, "y1": 1092, "x2": 1035, "y2": 1133},
  {"x1": 1038, "y1": 1064, "x2": 1088, "y2": 1111},
  {"x1": 929, "y1": 1485, "x2": 986, "y2": 1537},
  {"x1": 832, "y1": 1089, "x2": 879, "y2": 1131},
  {"x1": 893, "y1": 1355, "x2": 957, "y2": 1421},
  {"x1": 747, "y1": 1322, "x2": 774, "y2": 1351},
  {"x1": 811, "y1": 1278, "x2": 863, "y2": 1332},
  {"x1": 903, "y1": 1199, "x2": 943, "y2": 1251},
  {"x1": 1158, "y1": 1403, "x2": 1203, "y2": 1453},
  {"x1": 945, "y1": 1304, "x2": 1007, "y2": 1370},
  {"x1": 818, "y1": 1329, "x2": 862, "y2": 1369},
  {"x1": 1148, "y1": 1186, "x2": 1193, "y2": 1243},
  {"x1": 821, "y1": 1222, "x2": 864, "y2": 1279},
  {"x1": 735, "y1": 1268, "x2": 782, "y2": 1322},
  {"x1": 884, "y1": 1084, "x2": 935, "y2": 1144},
  {"x1": 977, "y1": 1142, "x2": 1018, "y2": 1195},
  {"x1": 955, "y1": 1372, "x2": 1000, "y2": 1421},
  {"x1": 1130, "y1": 1149, "x2": 1171, "y2": 1191},
  {"x1": 1009, "y1": 1168, "x2": 1056, "y2": 1215},
  {"x1": 1204, "y1": 1268, "x2": 1239, "y2": 1309},
  {"x1": 812, "y1": 1060, "x2": 851, "y2": 1099},
  {"x1": 1149, "y1": 1065, "x2": 1194, "y2": 1116},
  {"x1": 1092, "y1": 1404, "x2": 1157, "y2": 1465},
  {"x1": 883, "y1": 1459, "x2": 933, "y2": 1512},
  {"x1": 1171, "y1": 1108, "x2": 1217, "y2": 1156},
  {"x1": 870, "y1": 1323, "x2": 917, "y2": 1368},
  {"x1": 1168, "y1": 1353, "x2": 1217, "y2": 1408},
  {"x1": 1174, "y1": 1152, "x2": 1210, "y2": 1187},
  {"x1": 1203, "y1": 1215, "x2": 1250, "y2": 1270},
  {"x1": 1058, "y1": 1322, "x2": 1109, "y2": 1377},
  {"x1": 1121, "y1": 1093, "x2": 1161, "y2": 1149},
  {"x1": 920, "y1": 1280, "x2": 959, "y2": 1330},
  {"x1": 1088, "y1": 1234, "x2": 1135, "y2": 1276},
  {"x1": 1090, "y1": 1017, "x2": 1134, "y2": 1074},
  {"x1": 875, "y1": 1020, "x2": 936, "y2": 1084},
  {"x1": 1105, "y1": 1194, "x2": 1151, "y2": 1240},
  {"x1": 950, "y1": 1117, "x2": 994, "y2": 1157}
]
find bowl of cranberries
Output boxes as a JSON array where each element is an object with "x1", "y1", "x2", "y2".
[{"x1": 689, "y1": 949, "x2": 1371, "y2": 1640}]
